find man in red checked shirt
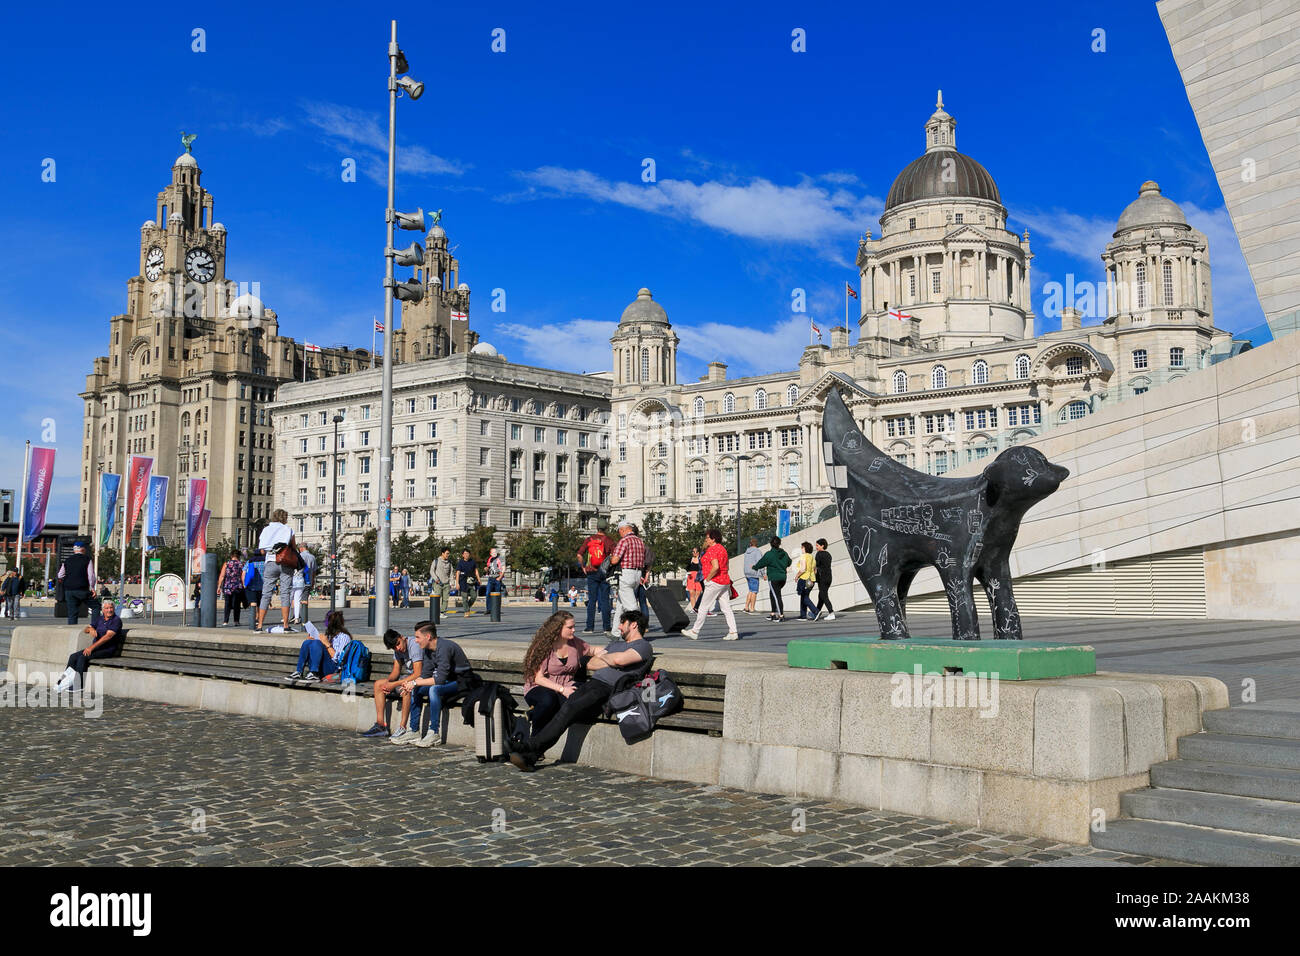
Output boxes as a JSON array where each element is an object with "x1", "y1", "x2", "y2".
[{"x1": 607, "y1": 520, "x2": 645, "y2": 636}]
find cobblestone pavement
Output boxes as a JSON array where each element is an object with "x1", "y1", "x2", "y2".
[{"x1": 0, "y1": 698, "x2": 1182, "y2": 866}]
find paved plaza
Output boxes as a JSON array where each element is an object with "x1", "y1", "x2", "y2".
[{"x1": 0, "y1": 696, "x2": 1179, "y2": 867}]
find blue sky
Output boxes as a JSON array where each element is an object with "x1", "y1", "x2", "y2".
[{"x1": 0, "y1": 0, "x2": 1265, "y2": 524}]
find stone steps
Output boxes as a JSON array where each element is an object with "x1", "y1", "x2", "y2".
[
  {"x1": 1094, "y1": 702, "x2": 1300, "y2": 865},
  {"x1": 1121, "y1": 787, "x2": 1300, "y2": 841},
  {"x1": 1092, "y1": 819, "x2": 1300, "y2": 866},
  {"x1": 1179, "y1": 732, "x2": 1300, "y2": 770}
]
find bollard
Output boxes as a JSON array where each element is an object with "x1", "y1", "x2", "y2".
[
  {"x1": 550, "y1": 591, "x2": 559, "y2": 613},
  {"x1": 367, "y1": 596, "x2": 376, "y2": 629},
  {"x1": 200, "y1": 552, "x2": 218, "y2": 628},
  {"x1": 431, "y1": 595, "x2": 440, "y2": 626},
  {"x1": 487, "y1": 591, "x2": 502, "y2": 622}
]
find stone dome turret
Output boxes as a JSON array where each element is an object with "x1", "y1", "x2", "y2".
[
  {"x1": 885, "y1": 95, "x2": 1001, "y2": 212},
  {"x1": 469, "y1": 341, "x2": 499, "y2": 357},
  {"x1": 142, "y1": 220, "x2": 156, "y2": 230},
  {"x1": 210, "y1": 222, "x2": 226, "y2": 233},
  {"x1": 1115, "y1": 181, "x2": 1187, "y2": 235},
  {"x1": 174, "y1": 153, "x2": 198, "y2": 168},
  {"x1": 619, "y1": 288, "x2": 669, "y2": 326},
  {"x1": 427, "y1": 224, "x2": 446, "y2": 241}
]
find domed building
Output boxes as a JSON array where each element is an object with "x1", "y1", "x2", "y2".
[{"x1": 608, "y1": 95, "x2": 1236, "y2": 527}]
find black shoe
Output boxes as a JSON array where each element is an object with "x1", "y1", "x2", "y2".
[{"x1": 508, "y1": 751, "x2": 536, "y2": 772}]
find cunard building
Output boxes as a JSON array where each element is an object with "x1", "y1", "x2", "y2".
[{"x1": 609, "y1": 96, "x2": 1237, "y2": 528}]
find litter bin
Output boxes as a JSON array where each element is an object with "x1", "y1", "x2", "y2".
[{"x1": 487, "y1": 591, "x2": 502, "y2": 622}]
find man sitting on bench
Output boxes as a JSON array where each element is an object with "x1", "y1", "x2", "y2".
[
  {"x1": 360, "y1": 629, "x2": 427, "y2": 738},
  {"x1": 393, "y1": 621, "x2": 476, "y2": 749},
  {"x1": 508, "y1": 610, "x2": 653, "y2": 772}
]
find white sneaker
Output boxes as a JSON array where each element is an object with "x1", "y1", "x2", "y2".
[
  {"x1": 681, "y1": 628, "x2": 700, "y2": 640},
  {"x1": 724, "y1": 632, "x2": 741, "y2": 641},
  {"x1": 413, "y1": 733, "x2": 440, "y2": 748},
  {"x1": 388, "y1": 726, "x2": 410, "y2": 744},
  {"x1": 825, "y1": 613, "x2": 836, "y2": 622}
]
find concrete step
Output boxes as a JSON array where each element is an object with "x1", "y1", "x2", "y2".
[
  {"x1": 1203, "y1": 702, "x2": 1300, "y2": 741},
  {"x1": 1150, "y1": 759, "x2": 1300, "y2": 803},
  {"x1": 1179, "y1": 732, "x2": 1300, "y2": 770},
  {"x1": 1122, "y1": 787, "x2": 1300, "y2": 841},
  {"x1": 1092, "y1": 819, "x2": 1300, "y2": 866}
]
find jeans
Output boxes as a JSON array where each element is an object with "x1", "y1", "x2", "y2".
[
  {"x1": 524, "y1": 686, "x2": 566, "y2": 734},
  {"x1": 295, "y1": 639, "x2": 339, "y2": 677},
  {"x1": 223, "y1": 592, "x2": 242, "y2": 624},
  {"x1": 65, "y1": 643, "x2": 120, "y2": 676},
  {"x1": 796, "y1": 580, "x2": 817, "y2": 619},
  {"x1": 64, "y1": 589, "x2": 92, "y2": 624},
  {"x1": 521, "y1": 680, "x2": 613, "y2": 757},
  {"x1": 691, "y1": 580, "x2": 737, "y2": 635},
  {"x1": 584, "y1": 573, "x2": 610, "y2": 632},
  {"x1": 411, "y1": 679, "x2": 461, "y2": 735}
]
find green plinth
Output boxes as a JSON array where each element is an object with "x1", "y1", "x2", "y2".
[{"x1": 786, "y1": 637, "x2": 1096, "y2": 680}]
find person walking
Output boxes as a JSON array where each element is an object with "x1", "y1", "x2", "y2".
[
  {"x1": 56, "y1": 541, "x2": 96, "y2": 625},
  {"x1": 811, "y1": 538, "x2": 836, "y2": 622},
  {"x1": 243, "y1": 550, "x2": 264, "y2": 630},
  {"x1": 456, "y1": 549, "x2": 479, "y2": 615},
  {"x1": 742, "y1": 538, "x2": 762, "y2": 614},
  {"x1": 485, "y1": 548, "x2": 505, "y2": 599},
  {"x1": 430, "y1": 548, "x2": 453, "y2": 616},
  {"x1": 219, "y1": 550, "x2": 245, "y2": 626},
  {"x1": 399, "y1": 568, "x2": 412, "y2": 608},
  {"x1": 685, "y1": 547, "x2": 703, "y2": 613},
  {"x1": 793, "y1": 542, "x2": 818, "y2": 620},
  {"x1": 255, "y1": 509, "x2": 297, "y2": 633},
  {"x1": 2, "y1": 569, "x2": 20, "y2": 619},
  {"x1": 753, "y1": 536, "x2": 792, "y2": 622},
  {"x1": 607, "y1": 521, "x2": 645, "y2": 635},
  {"x1": 681, "y1": 528, "x2": 739, "y2": 641},
  {"x1": 577, "y1": 522, "x2": 614, "y2": 635}
]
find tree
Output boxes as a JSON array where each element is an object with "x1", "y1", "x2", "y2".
[
  {"x1": 502, "y1": 527, "x2": 549, "y2": 577},
  {"x1": 348, "y1": 528, "x2": 377, "y2": 587},
  {"x1": 547, "y1": 513, "x2": 584, "y2": 582},
  {"x1": 391, "y1": 531, "x2": 420, "y2": 575},
  {"x1": 447, "y1": 525, "x2": 498, "y2": 569}
]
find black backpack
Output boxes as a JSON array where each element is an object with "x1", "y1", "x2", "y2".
[{"x1": 604, "y1": 662, "x2": 682, "y2": 743}]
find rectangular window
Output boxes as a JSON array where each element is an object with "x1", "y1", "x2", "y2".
[
  {"x1": 510, "y1": 424, "x2": 521, "y2": 440},
  {"x1": 405, "y1": 452, "x2": 416, "y2": 469},
  {"x1": 618, "y1": 443, "x2": 627, "y2": 462},
  {"x1": 297, "y1": 488, "x2": 307, "y2": 506},
  {"x1": 510, "y1": 510, "x2": 522, "y2": 528},
  {"x1": 753, "y1": 465, "x2": 767, "y2": 491},
  {"x1": 1170, "y1": 347, "x2": 1185, "y2": 368},
  {"x1": 534, "y1": 427, "x2": 545, "y2": 443},
  {"x1": 299, "y1": 439, "x2": 308, "y2": 453},
  {"x1": 317, "y1": 486, "x2": 327, "y2": 505},
  {"x1": 510, "y1": 478, "x2": 521, "y2": 498},
  {"x1": 693, "y1": 473, "x2": 704, "y2": 495},
  {"x1": 428, "y1": 477, "x2": 438, "y2": 497},
  {"x1": 405, "y1": 425, "x2": 415, "y2": 441},
  {"x1": 429, "y1": 395, "x2": 438, "y2": 411},
  {"x1": 427, "y1": 449, "x2": 438, "y2": 468},
  {"x1": 556, "y1": 429, "x2": 567, "y2": 446},
  {"x1": 479, "y1": 420, "x2": 490, "y2": 436},
  {"x1": 479, "y1": 478, "x2": 490, "y2": 496},
  {"x1": 479, "y1": 508, "x2": 489, "y2": 525},
  {"x1": 932, "y1": 271, "x2": 941, "y2": 294},
  {"x1": 405, "y1": 479, "x2": 416, "y2": 499},
  {"x1": 534, "y1": 511, "x2": 545, "y2": 527},
  {"x1": 534, "y1": 480, "x2": 545, "y2": 501},
  {"x1": 317, "y1": 461, "x2": 328, "y2": 478},
  {"x1": 319, "y1": 436, "x2": 327, "y2": 451},
  {"x1": 298, "y1": 462, "x2": 308, "y2": 479},
  {"x1": 361, "y1": 404, "x2": 371, "y2": 420},
  {"x1": 361, "y1": 430, "x2": 370, "y2": 446},
  {"x1": 361, "y1": 456, "x2": 371, "y2": 474},
  {"x1": 578, "y1": 432, "x2": 589, "y2": 448},
  {"x1": 618, "y1": 476, "x2": 627, "y2": 500},
  {"x1": 319, "y1": 411, "x2": 329, "y2": 425},
  {"x1": 406, "y1": 399, "x2": 416, "y2": 414}
]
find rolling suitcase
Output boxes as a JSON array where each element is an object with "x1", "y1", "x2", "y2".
[
  {"x1": 475, "y1": 696, "x2": 508, "y2": 762},
  {"x1": 646, "y1": 585, "x2": 690, "y2": 633}
]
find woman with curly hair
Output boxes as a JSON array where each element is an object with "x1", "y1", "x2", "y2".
[{"x1": 521, "y1": 610, "x2": 595, "y2": 734}]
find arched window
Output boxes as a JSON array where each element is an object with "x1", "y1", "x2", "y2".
[
  {"x1": 786, "y1": 383, "x2": 798, "y2": 406},
  {"x1": 181, "y1": 412, "x2": 191, "y2": 429},
  {"x1": 892, "y1": 370, "x2": 908, "y2": 394},
  {"x1": 1132, "y1": 349, "x2": 1148, "y2": 370},
  {"x1": 931, "y1": 365, "x2": 948, "y2": 389},
  {"x1": 1163, "y1": 261, "x2": 1174, "y2": 305},
  {"x1": 654, "y1": 442, "x2": 668, "y2": 458},
  {"x1": 754, "y1": 388, "x2": 767, "y2": 410},
  {"x1": 1061, "y1": 400, "x2": 1089, "y2": 421},
  {"x1": 1136, "y1": 262, "x2": 1147, "y2": 308},
  {"x1": 640, "y1": 349, "x2": 650, "y2": 381},
  {"x1": 1014, "y1": 354, "x2": 1031, "y2": 379},
  {"x1": 723, "y1": 392, "x2": 735, "y2": 414},
  {"x1": 971, "y1": 360, "x2": 989, "y2": 385},
  {"x1": 693, "y1": 396, "x2": 705, "y2": 417}
]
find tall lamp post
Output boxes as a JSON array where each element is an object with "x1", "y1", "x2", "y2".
[
  {"x1": 787, "y1": 478, "x2": 805, "y2": 531},
  {"x1": 374, "y1": 19, "x2": 425, "y2": 636},
  {"x1": 735, "y1": 454, "x2": 752, "y2": 554},
  {"x1": 330, "y1": 413, "x2": 343, "y2": 614}
]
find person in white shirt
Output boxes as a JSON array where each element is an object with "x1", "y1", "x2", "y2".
[{"x1": 255, "y1": 509, "x2": 297, "y2": 633}]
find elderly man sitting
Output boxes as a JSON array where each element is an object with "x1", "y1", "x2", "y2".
[{"x1": 54, "y1": 599, "x2": 125, "y2": 693}]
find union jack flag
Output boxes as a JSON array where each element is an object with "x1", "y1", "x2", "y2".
[
  {"x1": 374, "y1": 320, "x2": 385, "y2": 332},
  {"x1": 845, "y1": 282, "x2": 858, "y2": 300}
]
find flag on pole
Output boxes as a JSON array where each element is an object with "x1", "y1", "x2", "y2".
[
  {"x1": 187, "y1": 478, "x2": 208, "y2": 549},
  {"x1": 191, "y1": 509, "x2": 211, "y2": 575},
  {"x1": 145, "y1": 475, "x2": 170, "y2": 542},
  {"x1": 124, "y1": 456, "x2": 153, "y2": 539},
  {"x1": 845, "y1": 283, "x2": 858, "y2": 299},
  {"x1": 304, "y1": 342, "x2": 321, "y2": 352},
  {"x1": 97, "y1": 473, "x2": 121, "y2": 548},
  {"x1": 887, "y1": 308, "x2": 914, "y2": 322},
  {"x1": 21, "y1": 447, "x2": 56, "y2": 542},
  {"x1": 450, "y1": 311, "x2": 467, "y2": 322},
  {"x1": 374, "y1": 320, "x2": 385, "y2": 333}
]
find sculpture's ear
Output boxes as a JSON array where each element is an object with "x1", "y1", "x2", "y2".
[{"x1": 981, "y1": 463, "x2": 1000, "y2": 509}]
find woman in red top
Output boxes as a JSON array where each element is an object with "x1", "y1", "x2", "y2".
[
  {"x1": 521, "y1": 611, "x2": 595, "y2": 733},
  {"x1": 682, "y1": 528, "x2": 739, "y2": 641}
]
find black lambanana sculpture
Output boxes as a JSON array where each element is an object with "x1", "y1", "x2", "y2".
[{"x1": 822, "y1": 388, "x2": 1069, "y2": 640}]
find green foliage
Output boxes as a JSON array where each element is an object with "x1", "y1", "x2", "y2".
[
  {"x1": 391, "y1": 531, "x2": 420, "y2": 574},
  {"x1": 447, "y1": 525, "x2": 498, "y2": 568},
  {"x1": 348, "y1": 528, "x2": 377, "y2": 577},
  {"x1": 547, "y1": 513, "x2": 584, "y2": 580},
  {"x1": 501, "y1": 527, "x2": 549, "y2": 576}
]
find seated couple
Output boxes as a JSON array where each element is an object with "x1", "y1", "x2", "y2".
[
  {"x1": 360, "y1": 620, "x2": 476, "y2": 748},
  {"x1": 509, "y1": 609, "x2": 652, "y2": 772}
]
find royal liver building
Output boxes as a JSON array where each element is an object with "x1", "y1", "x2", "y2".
[{"x1": 610, "y1": 97, "x2": 1236, "y2": 527}]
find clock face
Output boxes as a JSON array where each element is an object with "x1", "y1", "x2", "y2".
[
  {"x1": 144, "y1": 246, "x2": 164, "y2": 281},
  {"x1": 185, "y1": 247, "x2": 215, "y2": 283}
]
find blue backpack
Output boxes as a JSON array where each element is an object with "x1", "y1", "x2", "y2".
[{"x1": 337, "y1": 640, "x2": 372, "y2": 685}]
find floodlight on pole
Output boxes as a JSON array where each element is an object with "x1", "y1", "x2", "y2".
[
  {"x1": 392, "y1": 241, "x2": 424, "y2": 267},
  {"x1": 397, "y1": 75, "x2": 424, "y2": 100},
  {"x1": 394, "y1": 208, "x2": 425, "y2": 231},
  {"x1": 393, "y1": 280, "x2": 424, "y2": 303}
]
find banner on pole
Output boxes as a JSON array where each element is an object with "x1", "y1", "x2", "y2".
[
  {"x1": 124, "y1": 456, "x2": 153, "y2": 541},
  {"x1": 190, "y1": 509, "x2": 210, "y2": 575},
  {"x1": 145, "y1": 475, "x2": 170, "y2": 543},
  {"x1": 187, "y1": 478, "x2": 208, "y2": 548},
  {"x1": 777, "y1": 508, "x2": 791, "y2": 538},
  {"x1": 97, "y1": 473, "x2": 121, "y2": 548},
  {"x1": 21, "y1": 447, "x2": 56, "y2": 542}
]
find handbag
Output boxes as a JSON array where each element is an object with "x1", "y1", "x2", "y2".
[{"x1": 275, "y1": 542, "x2": 302, "y2": 571}]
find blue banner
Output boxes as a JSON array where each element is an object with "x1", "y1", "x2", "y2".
[
  {"x1": 146, "y1": 475, "x2": 169, "y2": 543},
  {"x1": 98, "y1": 473, "x2": 121, "y2": 548},
  {"x1": 777, "y1": 508, "x2": 791, "y2": 538}
]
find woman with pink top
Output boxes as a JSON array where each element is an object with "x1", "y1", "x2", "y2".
[{"x1": 521, "y1": 611, "x2": 595, "y2": 734}]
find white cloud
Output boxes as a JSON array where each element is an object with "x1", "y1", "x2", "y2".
[
  {"x1": 1014, "y1": 208, "x2": 1115, "y2": 264},
  {"x1": 1181, "y1": 201, "x2": 1266, "y2": 333},
  {"x1": 301, "y1": 102, "x2": 465, "y2": 183},
  {"x1": 492, "y1": 318, "x2": 619, "y2": 373},
  {"x1": 510, "y1": 166, "x2": 881, "y2": 245}
]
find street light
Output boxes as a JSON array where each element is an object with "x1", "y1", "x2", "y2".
[
  {"x1": 787, "y1": 478, "x2": 804, "y2": 530},
  {"x1": 375, "y1": 19, "x2": 424, "y2": 637},
  {"x1": 735, "y1": 454, "x2": 752, "y2": 554},
  {"x1": 330, "y1": 413, "x2": 343, "y2": 614}
]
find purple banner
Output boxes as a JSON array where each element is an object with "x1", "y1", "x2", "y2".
[
  {"x1": 187, "y1": 478, "x2": 208, "y2": 549},
  {"x1": 125, "y1": 456, "x2": 153, "y2": 538},
  {"x1": 146, "y1": 475, "x2": 170, "y2": 541},
  {"x1": 22, "y1": 447, "x2": 55, "y2": 542}
]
